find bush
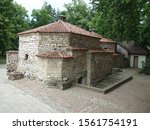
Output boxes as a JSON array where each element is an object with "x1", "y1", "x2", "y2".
[
  {"x1": 0, "y1": 58, "x2": 6, "y2": 64},
  {"x1": 140, "y1": 58, "x2": 150, "y2": 75}
]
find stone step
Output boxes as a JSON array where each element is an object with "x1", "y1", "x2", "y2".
[
  {"x1": 73, "y1": 76, "x2": 133, "y2": 94},
  {"x1": 8, "y1": 72, "x2": 24, "y2": 80}
]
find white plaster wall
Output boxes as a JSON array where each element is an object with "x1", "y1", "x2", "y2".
[
  {"x1": 130, "y1": 55, "x2": 134, "y2": 67},
  {"x1": 117, "y1": 45, "x2": 128, "y2": 58},
  {"x1": 130, "y1": 55, "x2": 146, "y2": 68}
]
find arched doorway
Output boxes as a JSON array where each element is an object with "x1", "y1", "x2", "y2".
[{"x1": 78, "y1": 77, "x2": 83, "y2": 84}]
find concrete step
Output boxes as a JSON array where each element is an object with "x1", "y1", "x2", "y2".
[{"x1": 75, "y1": 76, "x2": 133, "y2": 94}]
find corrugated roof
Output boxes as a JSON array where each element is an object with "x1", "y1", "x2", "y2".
[
  {"x1": 18, "y1": 20, "x2": 102, "y2": 39},
  {"x1": 118, "y1": 42, "x2": 150, "y2": 55},
  {"x1": 36, "y1": 51, "x2": 73, "y2": 59},
  {"x1": 100, "y1": 38, "x2": 115, "y2": 43}
]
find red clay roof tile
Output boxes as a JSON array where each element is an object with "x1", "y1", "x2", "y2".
[
  {"x1": 36, "y1": 51, "x2": 73, "y2": 59},
  {"x1": 112, "y1": 53, "x2": 123, "y2": 56},
  {"x1": 89, "y1": 48, "x2": 114, "y2": 54},
  {"x1": 66, "y1": 47, "x2": 88, "y2": 51},
  {"x1": 100, "y1": 38, "x2": 115, "y2": 43},
  {"x1": 18, "y1": 20, "x2": 102, "y2": 39}
]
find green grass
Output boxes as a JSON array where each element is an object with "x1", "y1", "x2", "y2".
[{"x1": 0, "y1": 58, "x2": 6, "y2": 64}]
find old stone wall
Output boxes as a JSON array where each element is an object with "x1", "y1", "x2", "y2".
[
  {"x1": 62, "y1": 59, "x2": 73, "y2": 81},
  {"x1": 38, "y1": 57, "x2": 63, "y2": 85},
  {"x1": 17, "y1": 32, "x2": 115, "y2": 87},
  {"x1": 113, "y1": 55, "x2": 129, "y2": 68},
  {"x1": 70, "y1": 34, "x2": 100, "y2": 49},
  {"x1": 87, "y1": 52, "x2": 113, "y2": 85},
  {"x1": 99, "y1": 42, "x2": 116, "y2": 52},
  {"x1": 62, "y1": 50, "x2": 87, "y2": 85},
  {"x1": 18, "y1": 33, "x2": 39, "y2": 79},
  {"x1": 38, "y1": 33, "x2": 70, "y2": 52},
  {"x1": 47, "y1": 58, "x2": 62, "y2": 85},
  {"x1": 37, "y1": 57, "x2": 48, "y2": 81},
  {"x1": 6, "y1": 51, "x2": 18, "y2": 74}
]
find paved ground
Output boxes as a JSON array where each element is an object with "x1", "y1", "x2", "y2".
[
  {"x1": 0, "y1": 64, "x2": 150, "y2": 113},
  {"x1": 93, "y1": 69, "x2": 132, "y2": 89}
]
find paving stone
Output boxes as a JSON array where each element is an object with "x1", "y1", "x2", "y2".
[{"x1": 0, "y1": 65, "x2": 150, "y2": 113}]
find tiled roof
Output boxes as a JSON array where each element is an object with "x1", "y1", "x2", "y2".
[
  {"x1": 103, "y1": 48, "x2": 115, "y2": 53},
  {"x1": 112, "y1": 53, "x2": 123, "y2": 56},
  {"x1": 118, "y1": 42, "x2": 150, "y2": 55},
  {"x1": 36, "y1": 51, "x2": 73, "y2": 59},
  {"x1": 66, "y1": 47, "x2": 88, "y2": 51},
  {"x1": 18, "y1": 20, "x2": 102, "y2": 39},
  {"x1": 100, "y1": 38, "x2": 115, "y2": 43},
  {"x1": 89, "y1": 49, "x2": 114, "y2": 54}
]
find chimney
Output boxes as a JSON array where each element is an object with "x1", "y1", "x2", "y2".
[{"x1": 60, "y1": 15, "x2": 66, "y2": 21}]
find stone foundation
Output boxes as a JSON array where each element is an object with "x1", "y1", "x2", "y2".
[
  {"x1": 57, "y1": 81, "x2": 72, "y2": 90},
  {"x1": 8, "y1": 72, "x2": 24, "y2": 80},
  {"x1": 87, "y1": 52, "x2": 113, "y2": 86},
  {"x1": 6, "y1": 51, "x2": 18, "y2": 74}
]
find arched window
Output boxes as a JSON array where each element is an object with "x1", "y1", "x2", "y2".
[{"x1": 24, "y1": 54, "x2": 28, "y2": 60}]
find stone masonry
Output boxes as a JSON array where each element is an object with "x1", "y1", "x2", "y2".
[
  {"x1": 6, "y1": 51, "x2": 18, "y2": 74},
  {"x1": 6, "y1": 20, "x2": 120, "y2": 89}
]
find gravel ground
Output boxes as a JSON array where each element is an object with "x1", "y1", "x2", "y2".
[{"x1": 0, "y1": 64, "x2": 150, "y2": 113}]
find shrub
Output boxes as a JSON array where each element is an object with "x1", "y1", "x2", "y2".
[{"x1": 140, "y1": 58, "x2": 150, "y2": 75}]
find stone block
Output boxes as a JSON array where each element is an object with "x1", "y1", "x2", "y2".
[
  {"x1": 57, "y1": 81, "x2": 72, "y2": 90},
  {"x1": 8, "y1": 72, "x2": 24, "y2": 80}
]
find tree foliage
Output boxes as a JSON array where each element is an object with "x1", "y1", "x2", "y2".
[
  {"x1": 140, "y1": 57, "x2": 150, "y2": 75},
  {"x1": 138, "y1": 1, "x2": 150, "y2": 47},
  {"x1": 63, "y1": 0, "x2": 92, "y2": 30},
  {"x1": 31, "y1": 2, "x2": 56, "y2": 28},
  {"x1": 0, "y1": 0, "x2": 150, "y2": 58},
  {"x1": 90, "y1": 0, "x2": 150, "y2": 46},
  {"x1": 0, "y1": 0, "x2": 14, "y2": 56},
  {"x1": 0, "y1": 0, "x2": 30, "y2": 57}
]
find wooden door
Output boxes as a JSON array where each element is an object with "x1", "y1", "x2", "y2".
[{"x1": 133, "y1": 56, "x2": 138, "y2": 68}]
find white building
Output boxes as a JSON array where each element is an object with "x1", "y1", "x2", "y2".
[{"x1": 117, "y1": 42, "x2": 150, "y2": 69}]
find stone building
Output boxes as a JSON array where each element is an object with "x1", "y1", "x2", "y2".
[{"x1": 7, "y1": 20, "x2": 118, "y2": 88}]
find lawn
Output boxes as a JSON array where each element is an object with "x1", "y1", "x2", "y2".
[{"x1": 0, "y1": 58, "x2": 6, "y2": 64}]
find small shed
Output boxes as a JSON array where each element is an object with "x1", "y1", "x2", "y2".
[{"x1": 117, "y1": 42, "x2": 150, "y2": 68}]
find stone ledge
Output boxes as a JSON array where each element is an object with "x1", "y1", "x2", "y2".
[
  {"x1": 103, "y1": 76, "x2": 133, "y2": 94},
  {"x1": 8, "y1": 72, "x2": 24, "y2": 80},
  {"x1": 73, "y1": 76, "x2": 133, "y2": 94},
  {"x1": 57, "y1": 81, "x2": 72, "y2": 90},
  {"x1": 6, "y1": 51, "x2": 18, "y2": 54}
]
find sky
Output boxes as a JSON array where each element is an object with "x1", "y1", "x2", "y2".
[{"x1": 14, "y1": 0, "x2": 91, "y2": 17}]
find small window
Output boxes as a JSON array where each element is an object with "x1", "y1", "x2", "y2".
[{"x1": 24, "y1": 54, "x2": 28, "y2": 60}]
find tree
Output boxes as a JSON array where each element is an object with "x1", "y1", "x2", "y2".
[
  {"x1": 0, "y1": 0, "x2": 14, "y2": 57},
  {"x1": 138, "y1": 1, "x2": 150, "y2": 47},
  {"x1": 11, "y1": 2, "x2": 30, "y2": 49},
  {"x1": 63, "y1": 0, "x2": 92, "y2": 30},
  {"x1": 31, "y1": 2, "x2": 56, "y2": 28},
  {"x1": 0, "y1": 0, "x2": 30, "y2": 57},
  {"x1": 90, "y1": 0, "x2": 146, "y2": 43}
]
